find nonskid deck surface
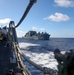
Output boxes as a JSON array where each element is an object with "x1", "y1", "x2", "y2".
[{"x1": 0, "y1": 41, "x2": 22, "y2": 75}]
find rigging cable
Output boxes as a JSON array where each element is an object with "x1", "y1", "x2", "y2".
[{"x1": 15, "y1": 0, "x2": 37, "y2": 28}]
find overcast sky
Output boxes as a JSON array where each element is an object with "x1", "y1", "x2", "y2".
[{"x1": 0, "y1": 0, "x2": 74, "y2": 38}]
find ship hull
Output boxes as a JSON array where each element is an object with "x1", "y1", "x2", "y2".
[{"x1": 24, "y1": 35, "x2": 50, "y2": 40}]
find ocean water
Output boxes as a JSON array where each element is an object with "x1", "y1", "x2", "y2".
[{"x1": 18, "y1": 38, "x2": 74, "y2": 75}]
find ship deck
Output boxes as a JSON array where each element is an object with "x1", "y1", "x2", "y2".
[{"x1": 0, "y1": 40, "x2": 22, "y2": 75}]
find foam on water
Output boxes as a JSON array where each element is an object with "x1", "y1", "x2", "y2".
[
  {"x1": 19, "y1": 42, "x2": 58, "y2": 70},
  {"x1": 18, "y1": 38, "x2": 74, "y2": 75}
]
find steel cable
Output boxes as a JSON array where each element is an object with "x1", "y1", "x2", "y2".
[{"x1": 15, "y1": 0, "x2": 37, "y2": 28}]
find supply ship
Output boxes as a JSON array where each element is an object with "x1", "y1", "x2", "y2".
[{"x1": 24, "y1": 30, "x2": 50, "y2": 40}]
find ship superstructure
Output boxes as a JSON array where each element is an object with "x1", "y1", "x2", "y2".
[{"x1": 25, "y1": 30, "x2": 50, "y2": 40}]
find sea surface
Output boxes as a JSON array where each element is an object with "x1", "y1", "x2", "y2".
[{"x1": 18, "y1": 38, "x2": 74, "y2": 75}]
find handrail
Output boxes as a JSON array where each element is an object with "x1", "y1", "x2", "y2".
[
  {"x1": 15, "y1": 0, "x2": 37, "y2": 28},
  {"x1": 11, "y1": 42, "x2": 32, "y2": 75},
  {"x1": 8, "y1": 23, "x2": 32, "y2": 75}
]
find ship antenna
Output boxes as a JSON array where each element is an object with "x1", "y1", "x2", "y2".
[{"x1": 15, "y1": 0, "x2": 37, "y2": 28}]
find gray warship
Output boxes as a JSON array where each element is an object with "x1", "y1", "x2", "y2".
[{"x1": 24, "y1": 30, "x2": 50, "y2": 40}]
